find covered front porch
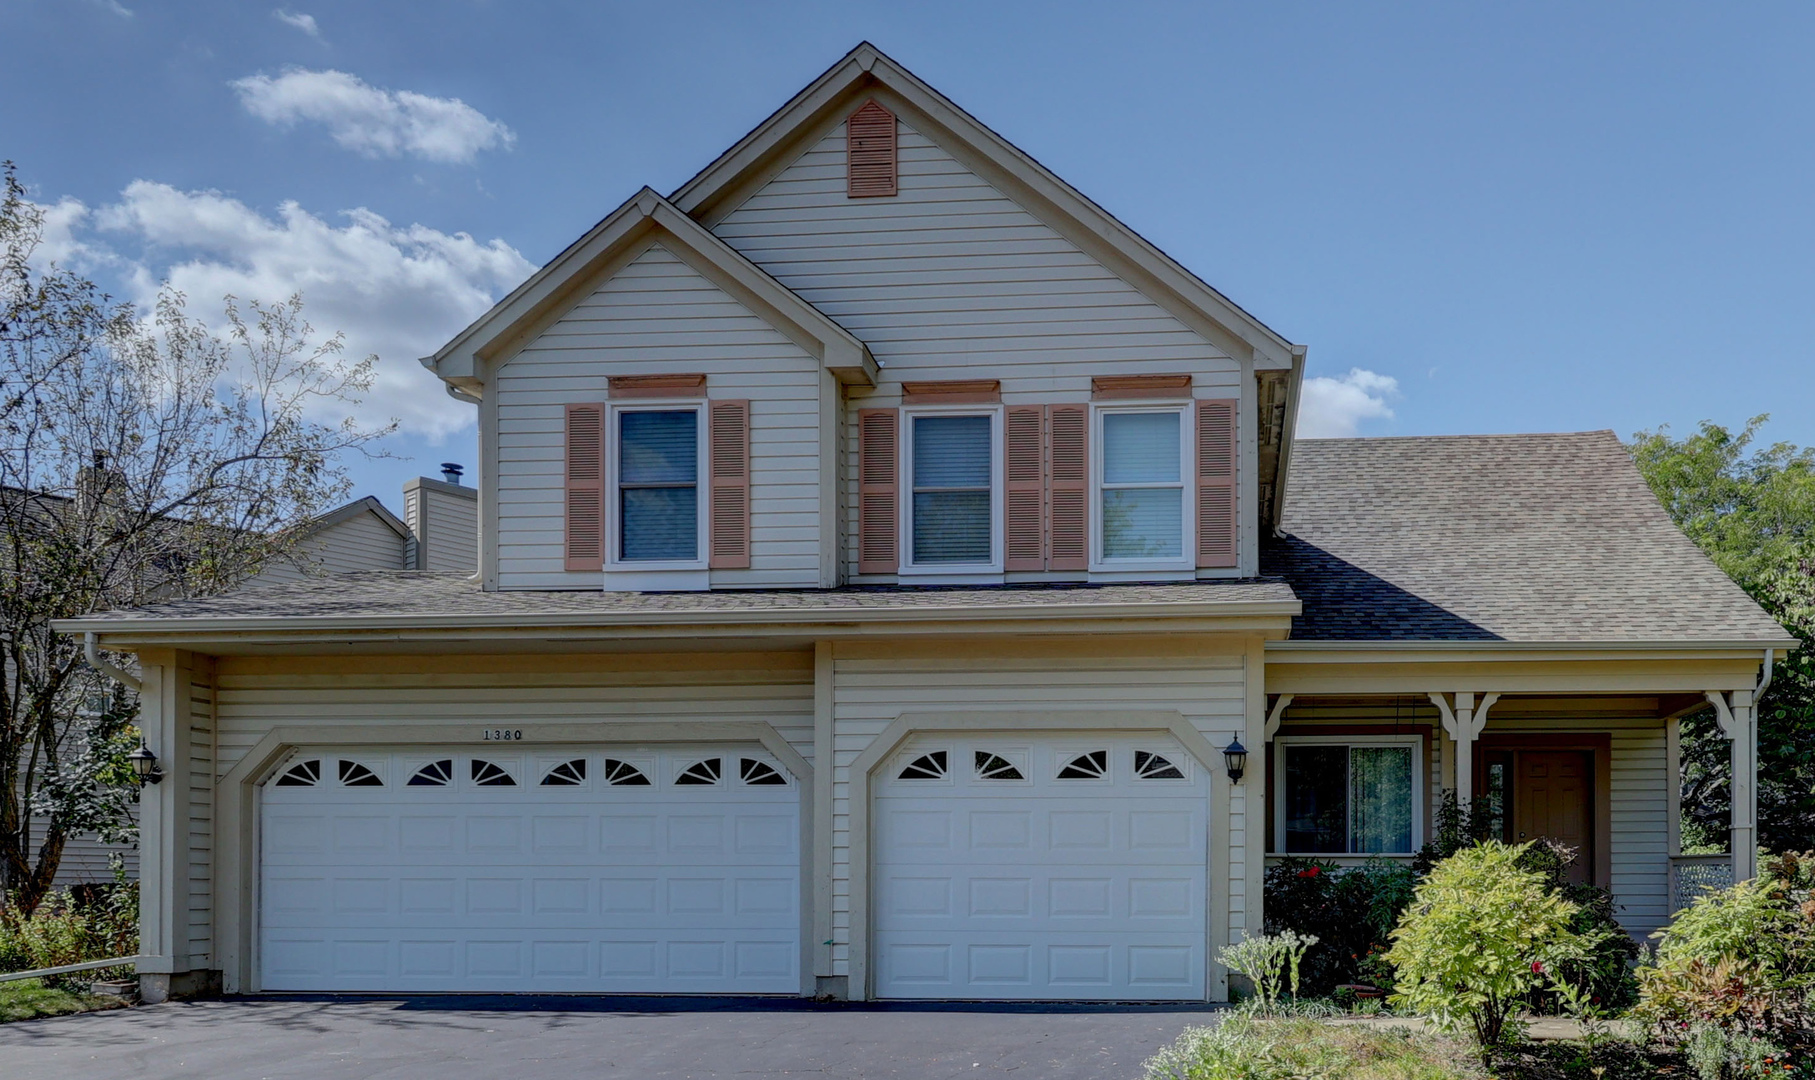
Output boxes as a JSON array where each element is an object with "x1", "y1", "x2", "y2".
[{"x1": 1261, "y1": 643, "x2": 1778, "y2": 939}]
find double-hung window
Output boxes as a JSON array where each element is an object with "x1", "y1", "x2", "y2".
[
  {"x1": 902, "y1": 410, "x2": 1000, "y2": 572},
  {"x1": 1094, "y1": 406, "x2": 1191, "y2": 569},
  {"x1": 610, "y1": 404, "x2": 706, "y2": 568},
  {"x1": 1274, "y1": 737, "x2": 1421, "y2": 855}
]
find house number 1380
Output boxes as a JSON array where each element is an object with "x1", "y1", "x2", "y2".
[{"x1": 482, "y1": 729, "x2": 522, "y2": 741}]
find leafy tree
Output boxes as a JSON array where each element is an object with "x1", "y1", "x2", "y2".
[
  {"x1": 0, "y1": 162, "x2": 392, "y2": 914},
  {"x1": 1629, "y1": 417, "x2": 1815, "y2": 853}
]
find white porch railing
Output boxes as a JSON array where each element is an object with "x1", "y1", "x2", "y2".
[{"x1": 1670, "y1": 854, "x2": 1734, "y2": 913}]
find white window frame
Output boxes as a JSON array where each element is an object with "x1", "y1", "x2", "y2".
[
  {"x1": 898, "y1": 404, "x2": 1003, "y2": 576},
  {"x1": 605, "y1": 399, "x2": 709, "y2": 573},
  {"x1": 1090, "y1": 402, "x2": 1194, "y2": 573},
  {"x1": 1272, "y1": 734, "x2": 1425, "y2": 856}
]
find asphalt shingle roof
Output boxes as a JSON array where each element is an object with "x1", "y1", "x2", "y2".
[
  {"x1": 65, "y1": 573, "x2": 1296, "y2": 627},
  {"x1": 1264, "y1": 430, "x2": 1789, "y2": 643}
]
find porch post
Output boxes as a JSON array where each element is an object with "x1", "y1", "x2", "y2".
[
  {"x1": 1731, "y1": 688, "x2": 1758, "y2": 882},
  {"x1": 1705, "y1": 688, "x2": 1759, "y2": 883},
  {"x1": 1429, "y1": 692, "x2": 1499, "y2": 810}
]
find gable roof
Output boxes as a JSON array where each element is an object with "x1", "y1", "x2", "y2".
[
  {"x1": 1264, "y1": 431, "x2": 1794, "y2": 645},
  {"x1": 301, "y1": 495, "x2": 410, "y2": 541},
  {"x1": 423, "y1": 187, "x2": 877, "y2": 390},
  {"x1": 671, "y1": 42, "x2": 1304, "y2": 372}
]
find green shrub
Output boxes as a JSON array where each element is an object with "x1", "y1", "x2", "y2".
[
  {"x1": 0, "y1": 867, "x2": 138, "y2": 989},
  {"x1": 1638, "y1": 851, "x2": 1815, "y2": 1064},
  {"x1": 1513, "y1": 840, "x2": 1641, "y2": 1009},
  {"x1": 1384, "y1": 841, "x2": 1601, "y2": 1055},
  {"x1": 1263, "y1": 857, "x2": 1416, "y2": 996}
]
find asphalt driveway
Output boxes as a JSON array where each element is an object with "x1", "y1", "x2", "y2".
[{"x1": 0, "y1": 995, "x2": 1221, "y2": 1079}]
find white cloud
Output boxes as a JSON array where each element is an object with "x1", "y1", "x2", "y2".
[
  {"x1": 89, "y1": 0, "x2": 132, "y2": 17},
  {"x1": 1296, "y1": 367, "x2": 1400, "y2": 438},
  {"x1": 72, "y1": 181, "x2": 534, "y2": 438},
  {"x1": 231, "y1": 69, "x2": 515, "y2": 164},
  {"x1": 272, "y1": 9, "x2": 321, "y2": 38}
]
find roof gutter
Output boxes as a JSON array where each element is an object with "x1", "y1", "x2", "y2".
[
  {"x1": 85, "y1": 632, "x2": 141, "y2": 692},
  {"x1": 57, "y1": 597, "x2": 1302, "y2": 641},
  {"x1": 1267, "y1": 638, "x2": 1799, "y2": 655}
]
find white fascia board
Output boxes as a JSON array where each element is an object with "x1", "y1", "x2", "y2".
[
  {"x1": 1266, "y1": 639, "x2": 1798, "y2": 660},
  {"x1": 58, "y1": 599, "x2": 1300, "y2": 643},
  {"x1": 423, "y1": 188, "x2": 875, "y2": 387},
  {"x1": 670, "y1": 42, "x2": 1301, "y2": 370}
]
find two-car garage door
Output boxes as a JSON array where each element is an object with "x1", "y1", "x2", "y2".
[
  {"x1": 260, "y1": 746, "x2": 801, "y2": 993},
  {"x1": 259, "y1": 733, "x2": 1211, "y2": 999}
]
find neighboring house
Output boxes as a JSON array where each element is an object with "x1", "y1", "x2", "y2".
[
  {"x1": 49, "y1": 471, "x2": 477, "y2": 887},
  {"x1": 58, "y1": 44, "x2": 1790, "y2": 1005}
]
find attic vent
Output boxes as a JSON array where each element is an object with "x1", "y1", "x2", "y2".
[{"x1": 847, "y1": 100, "x2": 898, "y2": 198}]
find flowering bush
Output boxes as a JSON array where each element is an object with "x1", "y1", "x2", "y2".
[
  {"x1": 1263, "y1": 857, "x2": 1414, "y2": 996},
  {"x1": 1384, "y1": 842, "x2": 1601, "y2": 1055}
]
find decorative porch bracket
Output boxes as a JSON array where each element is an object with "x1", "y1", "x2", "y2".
[
  {"x1": 1429, "y1": 691, "x2": 1501, "y2": 809},
  {"x1": 1263, "y1": 694, "x2": 1294, "y2": 742},
  {"x1": 1705, "y1": 687, "x2": 1759, "y2": 884}
]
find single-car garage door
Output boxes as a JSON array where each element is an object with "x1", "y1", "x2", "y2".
[
  {"x1": 873, "y1": 735, "x2": 1208, "y2": 1000},
  {"x1": 260, "y1": 746, "x2": 801, "y2": 993}
]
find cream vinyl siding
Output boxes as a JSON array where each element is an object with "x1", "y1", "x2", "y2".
[
  {"x1": 493, "y1": 245, "x2": 823, "y2": 590},
  {"x1": 210, "y1": 653, "x2": 815, "y2": 784},
  {"x1": 707, "y1": 121, "x2": 1243, "y2": 581},
  {"x1": 1609, "y1": 726, "x2": 1670, "y2": 935},
  {"x1": 186, "y1": 673, "x2": 215, "y2": 963},
  {"x1": 252, "y1": 510, "x2": 407, "y2": 584},
  {"x1": 50, "y1": 832, "x2": 137, "y2": 885},
  {"x1": 828, "y1": 640, "x2": 1248, "y2": 977}
]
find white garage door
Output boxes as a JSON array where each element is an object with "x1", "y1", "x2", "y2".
[
  {"x1": 260, "y1": 746, "x2": 801, "y2": 993},
  {"x1": 873, "y1": 735, "x2": 1209, "y2": 1000}
]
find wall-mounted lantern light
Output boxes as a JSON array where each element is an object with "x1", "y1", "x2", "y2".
[
  {"x1": 1223, "y1": 738, "x2": 1248, "y2": 783},
  {"x1": 129, "y1": 744, "x2": 163, "y2": 786}
]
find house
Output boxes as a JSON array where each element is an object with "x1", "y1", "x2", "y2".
[
  {"x1": 57, "y1": 44, "x2": 1790, "y2": 1005},
  {"x1": 48, "y1": 471, "x2": 477, "y2": 888}
]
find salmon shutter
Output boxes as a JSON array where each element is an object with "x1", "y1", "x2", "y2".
[
  {"x1": 1196, "y1": 399, "x2": 1238, "y2": 568},
  {"x1": 847, "y1": 100, "x2": 898, "y2": 198},
  {"x1": 1004, "y1": 405, "x2": 1046, "y2": 571},
  {"x1": 857, "y1": 408, "x2": 899, "y2": 574},
  {"x1": 709, "y1": 400, "x2": 751, "y2": 569},
  {"x1": 1047, "y1": 405, "x2": 1089, "y2": 571},
  {"x1": 563, "y1": 403, "x2": 606, "y2": 571}
]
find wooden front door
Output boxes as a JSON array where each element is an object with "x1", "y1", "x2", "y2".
[{"x1": 1514, "y1": 752, "x2": 1593, "y2": 884}]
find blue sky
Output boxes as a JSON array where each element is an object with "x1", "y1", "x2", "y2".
[{"x1": 5, "y1": 1, "x2": 1812, "y2": 505}]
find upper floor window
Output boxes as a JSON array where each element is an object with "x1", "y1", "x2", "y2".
[
  {"x1": 612, "y1": 404, "x2": 706, "y2": 567},
  {"x1": 1095, "y1": 406, "x2": 1191, "y2": 569},
  {"x1": 904, "y1": 410, "x2": 1000, "y2": 571}
]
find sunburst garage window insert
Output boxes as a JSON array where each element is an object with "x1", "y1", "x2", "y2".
[
  {"x1": 903, "y1": 409, "x2": 1000, "y2": 572},
  {"x1": 1274, "y1": 736, "x2": 1421, "y2": 856},
  {"x1": 610, "y1": 404, "x2": 707, "y2": 568}
]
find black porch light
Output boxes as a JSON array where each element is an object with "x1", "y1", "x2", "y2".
[
  {"x1": 1223, "y1": 738, "x2": 1248, "y2": 783},
  {"x1": 129, "y1": 744, "x2": 163, "y2": 785}
]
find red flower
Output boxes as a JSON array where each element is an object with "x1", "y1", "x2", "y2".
[
  {"x1": 1531, "y1": 961, "x2": 1543, "y2": 973},
  {"x1": 1298, "y1": 866, "x2": 1321, "y2": 878}
]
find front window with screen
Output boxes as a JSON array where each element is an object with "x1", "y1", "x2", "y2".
[
  {"x1": 1100, "y1": 410, "x2": 1184, "y2": 560},
  {"x1": 910, "y1": 414, "x2": 992, "y2": 564},
  {"x1": 618, "y1": 409, "x2": 698, "y2": 561},
  {"x1": 1281, "y1": 742, "x2": 1416, "y2": 854}
]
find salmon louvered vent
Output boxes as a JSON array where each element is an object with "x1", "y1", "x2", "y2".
[
  {"x1": 564, "y1": 403, "x2": 606, "y2": 570},
  {"x1": 846, "y1": 100, "x2": 898, "y2": 198},
  {"x1": 1047, "y1": 405, "x2": 1089, "y2": 571},
  {"x1": 1196, "y1": 399, "x2": 1238, "y2": 568},
  {"x1": 709, "y1": 400, "x2": 751, "y2": 569},
  {"x1": 857, "y1": 408, "x2": 899, "y2": 573},
  {"x1": 1004, "y1": 406, "x2": 1046, "y2": 571}
]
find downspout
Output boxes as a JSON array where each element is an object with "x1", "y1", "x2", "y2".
[
  {"x1": 84, "y1": 632, "x2": 141, "y2": 693},
  {"x1": 1756, "y1": 649, "x2": 1775, "y2": 698}
]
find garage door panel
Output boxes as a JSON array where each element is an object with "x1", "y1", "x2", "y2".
[
  {"x1": 874, "y1": 736, "x2": 1208, "y2": 1001},
  {"x1": 261, "y1": 746, "x2": 801, "y2": 994}
]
